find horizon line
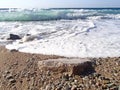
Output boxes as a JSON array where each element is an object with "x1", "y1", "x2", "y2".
[{"x1": 0, "y1": 7, "x2": 120, "y2": 9}]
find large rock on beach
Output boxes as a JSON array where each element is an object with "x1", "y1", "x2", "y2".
[
  {"x1": 38, "y1": 58, "x2": 94, "y2": 75},
  {"x1": 6, "y1": 34, "x2": 21, "y2": 40}
]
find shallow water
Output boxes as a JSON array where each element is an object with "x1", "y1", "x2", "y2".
[{"x1": 0, "y1": 8, "x2": 120, "y2": 57}]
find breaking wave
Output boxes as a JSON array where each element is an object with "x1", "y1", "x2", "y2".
[{"x1": 0, "y1": 8, "x2": 120, "y2": 21}]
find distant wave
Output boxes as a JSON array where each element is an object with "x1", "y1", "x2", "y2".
[{"x1": 0, "y1": 8, "x2": 120, "y2": 21}]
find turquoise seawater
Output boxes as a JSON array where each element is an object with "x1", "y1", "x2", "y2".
[{"x1": 0, "y1": 8, "x2": 120, "y2": 21}]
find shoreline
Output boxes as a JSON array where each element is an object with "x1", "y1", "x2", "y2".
[{"x1": 0, "y1": 46, "x2": 120, "y2": 90}]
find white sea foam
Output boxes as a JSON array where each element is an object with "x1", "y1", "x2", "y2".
[{"x1": 0, "y1": 19, "x2": 118, "y2": 57}]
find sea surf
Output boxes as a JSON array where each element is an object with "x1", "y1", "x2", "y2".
[{"x1": 0, "y1": 8, "x2": 120, "y2": 57}]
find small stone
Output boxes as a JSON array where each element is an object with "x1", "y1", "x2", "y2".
[
  {"x1": 26, "y1": 59, "x2": 30, "y2": 63},
  {"x1": 68, "y1": 73, "x2": 72, "y2": 77},
  {"x1": 102, "y1": 85, "x2": 108, "y2": 89},
  {"x1": 45, "y1": 84, "x2": 52, "y2": 90},
  {"x1": 56, "y1": 84, "x2": 62, "y2": 90},
  {"x1": 96, "y1": 82, "x2": 102, "y2": 87},
  {"x1": 46, "y1": 70, "x2": 51, "y2": 76},
  {"x1": 64, "y1": 85, "x2": 70, "y2": 90},
  {"x1": 62, "y1": 73, "x2": 69, "y2": 81},
  {"x1": 78, "y1": 84, "x2": 84, "y2": 88},
  {"x1": 51, "y1": 84, "x2": 55, "y2": 90},
  {"x1": 96, "y1": 61, "x2": 101, "y2": 65},
  {"x1": 5, "y1": 70, "x2": 10, "y2": 74},
  {"x1": 30, "y1": 77, "x2": 34, "y2": 86},
  {"x1": 107, "y1": 83, "x2": 115, "y2": 88},
  {"x1": 85, "y1": 84, "x2": 89, "y2": 88},
  {"x1": 13, "y1": 61, "x2": 18, "y2": 65},
  {"x1": 10, "y1": 49, "x2": 18, "y2": 52},
  {"x1": 69, "y1": 77, "x2": 74, "y2": 82},
  {"x1": 100, "y1": 76, "x2": 105, "y2": 80},
  {"x1": 74, "y1": 80, "x2": 78, "y2": 83},
  {"x1": 115, "y1": 62, "x2": 119, "y2": 66},
  {"x1": 82, "y1": 77, "x2": 88, "y2": 81},
  {"x1": 2, "y1": 74, "x2": 6, "y2": 78},
  {"x1": 71, "y1": 85, "x2": 77, "y2": 90},
  {"x1": 11, "y1": 86, "x2": 17, "y2": 90},
  {"x1": 94, "y1": 73, "x2": 101, "y2": 78},
  {"x1": 113, "y1": 73, "x2": 117, "y2": 76},
  {"x1": 9, "y1": 79, "x2": 16, "y2": 84},
  {"x1": 6, "y1": 74, "x2": 13, "y2": 80},
  {"x1": 110, "y1": 86, "x2": 119, "y2": 90},
  {"x1": 103, "y1": 80, "x2": 110, "y2": 84},
  {"x1": 54, "y1": 80, "x2": 60, "y2": 85}
]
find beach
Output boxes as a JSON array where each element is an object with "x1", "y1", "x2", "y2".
[
  {"x1": 0, "y1": 8, "x2": 120, "y2": 90},
  {"x1": 0, "y1": 46, "x2": 119, "y2": 90}
]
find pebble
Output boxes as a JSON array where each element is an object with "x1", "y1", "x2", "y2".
[
  {"x1": 62, "y1": 73, "x2": 69, "y2": 81},
  {"x1": 115, "y1": 62, "x2": 119, "y2": 66},
  {"x1": 9, "y1": 79, "x2": 16, "y2": 84},
  {"x1": 4, "y1": 70, "x2": 10, "y2": 74},
  {"x1": 30, "y1": 77, "x2": 34, "y2": 86},
  {"x1": 6, "y1": 74, "x2": 13, "y2": 80},
  {"x1": 64, "y1": 85, "x2": 70, "y2": 90},
  {"x1": 102, "y1": 85, "x2": 108, "y2": 89},
  {"x1": 103, "y1": 79, "x2": 110, "y2": 84},
  {"x1": 56, "y1": 85, "x2": 62, "y2": 90},
  {"x1": 71, "y1": 85, "x2": 77, "y2": 90},
  {"x1": 113, "y1": 73, "x2": 117, "y2": 76},
  {"x1": 46, "y1": 70, "x2": 51, "y2": 76},
  {"x1": 74, "y1": 80, "x2": 77, "y2": 83},
  {"x1": 45, "y1": 84, "x2": 52, "y2": 90},
  {"x1": 13, "y1": 61, "x2": 18, "y2": 65},
  {"x1": 9, "y1": 49, "x2": 18, "y2": 52},
  {"x1": 107, "y1": 83, "x2": 115, "y2": 88}
]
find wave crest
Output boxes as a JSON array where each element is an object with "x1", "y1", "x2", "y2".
[{"x1": 0, "y1": 8, "x2": 120, "y2": 21}]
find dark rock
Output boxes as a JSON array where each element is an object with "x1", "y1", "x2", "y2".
[
  {"x1": 9, "y1": 49, "x2": 18, "y2": 52},
  {"x1": 7, "y1": 34, "x2": 21, "y2": 40}
]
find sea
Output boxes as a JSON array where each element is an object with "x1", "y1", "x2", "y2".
[{"x1": 0, "y1": 8, "x2": 120, "y2": 57}]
